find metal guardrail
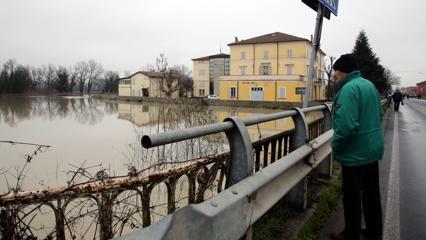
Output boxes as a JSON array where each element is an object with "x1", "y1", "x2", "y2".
[{"x1": 117, "y1": 104, "x2": 333, "y2": 240}]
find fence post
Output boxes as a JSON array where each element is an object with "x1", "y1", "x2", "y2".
[
  {"x1": 99, "y1": 193, "x2": 114, "y2": 240},
  {"x1": 0, "y1": 208, "x2": 15, "y2": 240},
  {"x1": 54, "y1": 200, "x2": 66, "y2": 240},
  {"x1": 223, "y1": 116, "x2": 254, "y2": 240},
  {"x1": 288, "y1": 107, "x2": 309, "y2": 210},
  {"x1": 318, "y1": 104, "x2": 333, "y2": 178}
]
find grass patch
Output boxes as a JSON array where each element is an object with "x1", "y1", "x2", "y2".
[
  {"x1": 292, "y1": 178, "x2": 342, "y2": 240},
  {"x1": 253, "y1": 198, "x2": 290, "y2": 240}
]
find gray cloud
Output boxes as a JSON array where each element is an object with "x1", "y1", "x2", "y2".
[{"x1": 1, "y1": 0, "x2": 425, "y2": 86}]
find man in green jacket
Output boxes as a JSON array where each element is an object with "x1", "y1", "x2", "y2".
[{"x1": 330, "y1": 54, "x2": 383, "y2": 240}]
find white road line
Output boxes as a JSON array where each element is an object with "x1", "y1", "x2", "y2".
[{"x1": 383, "y1": 113, "x2": 400, "y2": 240}]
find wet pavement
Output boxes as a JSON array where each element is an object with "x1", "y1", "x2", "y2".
[
  {"x1": 319, "y1": 99, "x2": 426, "y2": 240},
  {"x1": 398, "y1": 99, "x2": 426, "y2": 240}
]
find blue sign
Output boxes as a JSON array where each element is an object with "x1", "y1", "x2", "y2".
[{"x1": 319, "y1": 0, "x2": 339, "y2": 16}]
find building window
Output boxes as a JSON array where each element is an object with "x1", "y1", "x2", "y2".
[
  {"x1": 240, "y1": 51, "x2": 246, "y2": 60},
  {"x1": 224, "y1": 58, "x2": 230, "y2": 75},
  {"x1": 261, "y1": 63, "x2": 271, "y2": 75},
  {"x1": 263, "y1": 50, "x2": 269, "y2": 59},
  {"x1": 229, "y1": 87, "x2": 237, "y2": 98},
  {"x1": 142, "y1": 88, "x2": 149, "y2": 97},
  {"x1": 120, "y1": 79, "x2": 131, "y2": 85},
  {"x1": 199, "y1": 89, "x2": 205, "y2": 96},
  {"x1": 278, "y1": 87, "x2": 286, "y2": 98},
  {"x1": 287, "y1": 49, "x2": 293, "y2": 58},
  {"x1": 286, "y1": 64, "x2": 293, "y2": 75},
  {"x1": 199, "y1": 81, "x2": 205, "y2": 88},
  {"x1": 240, "y1": 66, "x2": 247, "y2": 75},
  {"x1": 199, "y1": 69, "x2": 205, "y2": 76}
]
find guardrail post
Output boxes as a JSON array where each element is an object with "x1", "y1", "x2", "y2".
[
  {"x1": 318, "y1": 104, "x2": 333, "y2": 178},
  {"x1": 223, "y1": 116, "x2": 254, "y2": 240},
  {"x1": 224, "y1": 117, "x2": 254, "y2": 187},
  {"x1": 288, "y1": 107, "x2": 309, "y2": 210}
]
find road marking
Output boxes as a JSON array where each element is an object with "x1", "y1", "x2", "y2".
[{"x1": 383, "y1": 113, "x2": 400, "y2": 240}]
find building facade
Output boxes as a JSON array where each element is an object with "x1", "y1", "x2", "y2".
[
  {"x1": 219, "y1": 32, "x2": 326, "y2": 102},
  {"x1": 192, "y1": 53, "x2": 230, "y2": 97},
  {"x1": 416, "y1": 81, "x2": 426, "y2": 97},
  {"x1": 118, "y1": 71, "x2": 179, "y2": 98}
]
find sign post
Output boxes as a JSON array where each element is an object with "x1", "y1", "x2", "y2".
[{"x1": 302, "y1": 0, "x2": 338, "y2": 108}]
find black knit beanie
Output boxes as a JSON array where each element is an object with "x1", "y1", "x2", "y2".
[{"x1": 333, "y1": 54, "x2": 358, "y2": 73}]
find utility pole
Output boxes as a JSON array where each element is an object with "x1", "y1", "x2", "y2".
[{"x1": 304, "y1": 4, "x2": 324, "y2": 108}]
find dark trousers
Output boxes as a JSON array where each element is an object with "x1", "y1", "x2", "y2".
[
  {"x1": 342, "y1": 161, "x2": 383, "y2": 240},
  {"x1": 394, "y1": 101, "x2": 401, "y2": 111}
]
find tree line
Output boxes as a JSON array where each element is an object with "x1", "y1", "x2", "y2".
[
  {"x1": 0, "y1": 59, "x2": 120, "y2": 94},
  {"x1": 324, "y1": 30, "x2": 400, "y2": 97}
]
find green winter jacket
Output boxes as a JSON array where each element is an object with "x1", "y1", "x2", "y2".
[{"x1": 331, "y1": 71, "x2": 384, "y2": 166}]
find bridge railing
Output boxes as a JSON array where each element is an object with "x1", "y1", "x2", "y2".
[
  {"x1": 116, "y1": 104, "x2": 333, "y2": 240},
  {"x1": 0, "y1": 105, "x2": 331, "y2": 240}
]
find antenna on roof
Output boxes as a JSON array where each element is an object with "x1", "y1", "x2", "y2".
[{"x1": 219, "y1": 41, "x2": 222, "y2": 53}]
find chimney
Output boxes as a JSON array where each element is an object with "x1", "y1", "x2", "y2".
[
  {"x1": 310, "y1": 35, "x2": 313, "y2": 42},
  {"x1": 235, "y1": 37, "x2": 239, "y2": 42}
]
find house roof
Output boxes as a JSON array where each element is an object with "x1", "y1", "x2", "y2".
[
  {"x1": 192, "y1": 53, "x2": 230, "y2": 61},
  {"x1": 228, "y1": 32, "x2": 310, "y2": 46},
  {"x1": 119, "y1": 71, "x2": 164, "y2": 80},
  {"x1": 416, "y1": 80, "x2": 426, "y2": 85}
]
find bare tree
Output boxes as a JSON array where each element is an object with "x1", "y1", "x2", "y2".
[
  {"x1": 103, "y1": 71, "x2": 120, "y2": 93},
  {"x1": 156, "y1": 54, "x2": 180, "y2": 98},
  {"x1": 86, "y1": 60, "x2": 103, "y2": 94},
  {"x1": 75, "y1": 61, "x2": 89, "y2": 94},
  {"x1": 384, "y1": 68, "x2": 401, "y2": 87},
  {"x1": 172, "y1": 65, "x2": 193, "y2": 97},
  {"x1": 68, "y1": 66, "x2": 77, "y2": 93},
  {"x1": 55, "y1": 66, "x2": 69, "y2": 93},
  {"x1": 39, "y1": 64, "x2": 56, "y2": 92},
  {"x1": 323, "y1": 56, "x2": 337, "y2": 99},
  {"x1": 29, "y1": 67, "x2": 41, "y2": 91}
]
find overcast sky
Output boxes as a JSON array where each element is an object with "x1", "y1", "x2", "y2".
[{"x1": 1, "y1": 0, "x2": 425, "y2": 87}]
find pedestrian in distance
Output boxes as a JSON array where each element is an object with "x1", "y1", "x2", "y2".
[
  {"x1": 392, "y1": 89, "x2": 403, "y2": 112},
  {"x1": 330, "y1": 54, "x2": 384, "y2": 240},
  {"x1": 386, "y1": 92, "x2": 392, "y2": 108}
]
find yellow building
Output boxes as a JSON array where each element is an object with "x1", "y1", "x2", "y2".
[
  {"x1": 219, "y1": 32, "x2": 327, "y2": 102},
  {"x1": 192, "y1": 53, "x2": 230, "y2": 97},
  {"x1": 118, "y1": 71, "x2": 179, "y2": 98}
]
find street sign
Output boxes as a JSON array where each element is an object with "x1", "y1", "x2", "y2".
[
  {"x1": 302, "y1": 0, "x2": 332, "y2": 19},
  {"x1": 319, "y1": 0, "x2": 339, "y2": 16},
  {"x1": 296, "y1": 87, "x2": 306, "y2": 95}
]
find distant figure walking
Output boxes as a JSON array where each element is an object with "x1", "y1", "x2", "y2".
[{"x1": 392, "y1": 90, "x2": 403, "y2": 111}]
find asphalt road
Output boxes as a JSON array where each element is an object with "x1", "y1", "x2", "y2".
[{"x1": 397, "y1": 99, "x2": 426, "y2": 240}]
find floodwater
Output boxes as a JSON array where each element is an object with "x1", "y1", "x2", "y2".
[
  {"x1": 0, "y1": 95, "x2": 323, "y2": 238},
  {"x1": 0, "y1": 95, "x2": 322, "y2": 193}
]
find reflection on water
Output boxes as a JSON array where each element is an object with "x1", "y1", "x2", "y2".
[
  {"x1": 0, "y1": 96, "x2": 323, "y2": 238},
  {"x1": 0, "y1": 95, "x2": 322, "y2": 193}
]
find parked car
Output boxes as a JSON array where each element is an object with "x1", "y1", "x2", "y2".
[
  {"x1": 409, "y1": 92, "x2": 417, "y2": 97},
  {"x1": 207, "y1": 95, "x2": 220, "y2": 100}
]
